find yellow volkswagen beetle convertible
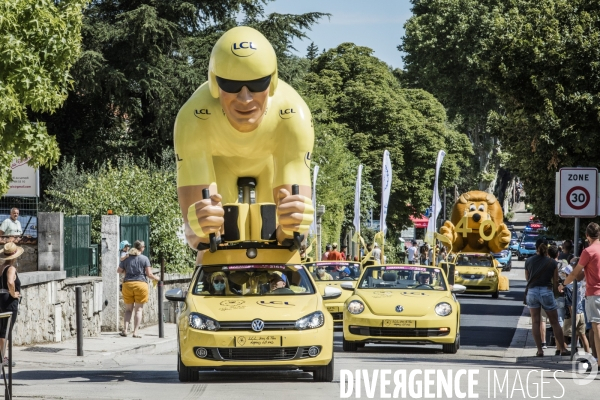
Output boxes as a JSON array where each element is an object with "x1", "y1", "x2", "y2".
[
  {"x1": 166, "y1": 249, "x2": 341, "y2": 382},
  {"x1": 303, "y1": 261, "x2": 361, "y2": 327},
  {"x1": 342, "y1": 264, "x2": 464, "y2": 353},
  {"x1": 450, "y1": 252, "x2": 500, "y2": 298}
]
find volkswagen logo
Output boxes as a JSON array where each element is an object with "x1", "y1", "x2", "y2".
[
  {"x1": 251, "y1": 319, "x2": 264, "y2": 332},
  {"x1": 471, "y1": 275, "x2": 475, "y2": 279},
  {"x1": 395, "y1": 305, "x2": 404, "y2": 313}
]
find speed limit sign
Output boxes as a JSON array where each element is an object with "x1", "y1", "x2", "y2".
[{"x1": 559, "y1": 168, "x2": 598, "y2": 217}]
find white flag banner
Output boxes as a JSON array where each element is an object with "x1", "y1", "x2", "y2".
[
  {"x1": 353, "y1": 164, "x2": 363, "y2": 234},
  {"x1": 310, "y1": 165, "x2": 319, "y2": 234},
  {"x1": 426, "y1": 150, "x2": 446, "y2": 244},
  {"x1": 380, "y1": 150, "x2": 392, "y2": 235}
]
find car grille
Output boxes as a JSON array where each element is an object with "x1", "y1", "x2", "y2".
[
  {"x1": 465, "y1": 285, "x2": 491, "y2": 290},
  {"x1": 217, "y1": 347, "x2": 300, "y2": 361},
  {"x1": 218, "y1": 321, "x2": 296, "y2": 331},
  {"x1": 330, "y1": 312, "x2": 343, "y2": 320},
  {"x1": 524, "y1": 244, "x2": 536, "y2": 250},
  {"x1": 349, "y1": 326, "x2": 450, "y2": 337},
  {"x1": 460, "y1": 274, "x2": 485, "y2": 280}
]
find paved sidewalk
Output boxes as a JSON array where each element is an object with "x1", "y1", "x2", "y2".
[{"x1": 12, "y1": 323, "x2": 177, "y2": 367}]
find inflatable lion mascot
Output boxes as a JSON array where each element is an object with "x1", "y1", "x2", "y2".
[{"x1": 439, "y1": 190, "x2": 511, "y2": 253}]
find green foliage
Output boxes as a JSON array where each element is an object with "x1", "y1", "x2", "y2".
[
  {"x1": 0, "y1": 0, "x2": 87, "y2": 194},
  {"x1": 300, "y1": 43, "x2": 472, "y2": 240},
  {"x1": 43, "y1": 153, "x2": 194, "y2": 272}
]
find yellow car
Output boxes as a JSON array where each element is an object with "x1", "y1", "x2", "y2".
[
  {"x1": 450, "y1": 252, "x2": 501, "y2": 298},
  {"x1": 303, "y1": 261, "x2": 361, "y2": 327},
  {"x1": 166, "y1": 248, "x2": 341, "y2": 382},
  {"x1": 342, "y1": 264, "x2": 464, "y2": 353}
]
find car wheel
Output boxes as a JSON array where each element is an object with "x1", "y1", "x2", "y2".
[
  {"x1": 442, "y1": 333, "x2": 459, "y2": 354},
  {"x1": 178, "y1": 352, "x2": 199, "y2": 382},
  {"x1": 313, "y1": 357, "x2": 334, "y2": 382},
  {"x1": 356, "y1": 343, "x2": 365, "y2": 348},
  {"x1": 518, "y1": 256, "x2": 524, "y2": 261},
  {"x1": 492, "y1": 290, "x2": 499, "y2": 299},
  {"x1": 342, "y1": 337, "x2": 358, "y2": 352},
  {"x1": 507, "y1": 262, "x2": 512, "y2": 271}
]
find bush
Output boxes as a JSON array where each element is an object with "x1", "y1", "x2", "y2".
[{"x1": 43, "y1": 153, "x2": 194, "y2": 273}]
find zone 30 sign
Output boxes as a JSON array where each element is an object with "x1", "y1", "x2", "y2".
[{"x1": 556, "y1": 167, "x2": 598, "y2": 218}]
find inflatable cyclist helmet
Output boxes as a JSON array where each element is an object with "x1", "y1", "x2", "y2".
[{"x1": 208, "y1": 26, "x2": 278, "y2": 98}]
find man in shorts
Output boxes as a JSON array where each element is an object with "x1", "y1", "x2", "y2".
[{"x1": 565, "y1": 222, "x2": 600, "y2": 371}]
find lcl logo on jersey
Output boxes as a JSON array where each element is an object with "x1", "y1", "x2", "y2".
[
  {"x1": 279, "y1": 108, "x2": 296, "y2": 119},
  {"x1": 231, "y1": 41, "x2": 257, "y2": 57},
  {"x1": 194, "y1": 109, "x2": 211, "y2": 120}
]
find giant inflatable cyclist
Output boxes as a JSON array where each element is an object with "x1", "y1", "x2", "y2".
[{"x1": 174, "y1": 26, "x2": 314, "y2": 260}]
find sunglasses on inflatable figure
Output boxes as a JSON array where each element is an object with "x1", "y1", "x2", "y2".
[{"x1": 216, "y1": 76, "x2": 271, "y2": 93}]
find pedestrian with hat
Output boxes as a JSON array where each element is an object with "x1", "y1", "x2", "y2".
[
  {"x1": 119, "y1": 240, "x2": 131, "y2": 262},
  {"x1": 0, "y1": 242, "x2": 23, "y2": 366}
]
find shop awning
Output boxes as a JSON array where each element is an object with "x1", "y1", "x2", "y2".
[{"x1": 409, "y1": 215, "x2": 429, "y2": 229}]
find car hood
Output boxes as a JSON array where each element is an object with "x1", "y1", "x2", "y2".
[
  {"x1": 191, "y1": 295, "x2": 319, "y2": 321},
  {"x1": 456, "y1": 265, "x2": 495, "y2": 273},
  {"x1": 355, "y1": 289, "x2": 453, "y2": 317}
]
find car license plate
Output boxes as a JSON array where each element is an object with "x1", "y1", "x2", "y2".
[
  {"x1": 383, "y1": 320, "x2": 415, "y2": 328},
  {"x1": 327, "y1": 306, "x2": 339, "y2": 312},
  {"x1": 235, "y1": 335, "x2": 282, "y2": 347}
]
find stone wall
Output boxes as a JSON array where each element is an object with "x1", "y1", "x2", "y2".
[
  {"x1": 116, "y1": 272, "x2": 192, "y2": 332},
  {"x1": 12, "y1": 272, "x2": 103, "y2": 346},
  {"x1": 19, "y1": 243, "x2": 38, "y2": 273}
]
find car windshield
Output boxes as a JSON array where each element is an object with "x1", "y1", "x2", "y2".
[
  {"x1": 304, "y1": 261, "x2": 360, "y2": 281},
  {"x1": 452, "y1": 253, "x2": 493, "y2": 267},
  {"x1": 511, "y1": 232, "x2": 518, "y2": 239},
  {"x1": 358, "y1": 265, "x2": 447, "y2": 291},
  {"x1": 192, "y1": 264, "x2": 315, "y2": 296},
  {"x1": 523, "y1": 235, "x2": 539, "y2": 243}
]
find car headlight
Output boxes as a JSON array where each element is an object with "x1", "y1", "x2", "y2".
[
  {"x1": 347, "y1": 300, "x2": 365, "y2": 315},
  {"x1": 295, "y1": 311, "x2": 324, "y2": 330},
  {"x1": 487, "y1": 271, "x2": 496, "y2": 278},
  {"x1": 435, "y1": 302, "x2": 452, "y2": 316},
  {"x1": 188, "y1": 313, "x2": 220, "y2": 331}
]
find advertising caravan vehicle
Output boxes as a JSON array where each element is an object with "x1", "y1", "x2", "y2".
[
  {"x1": 450, "y1": 252, "x2": 501, "y2": 298},
  {"x1": 341, "y1": 264, "x2": 464, "y2": 354},
  {"x1": 166, "y1": 248, "x2": 339, "y2": 382},
  {"x1": 303, "y1": 261, "x2": 361, "y2": 326}
]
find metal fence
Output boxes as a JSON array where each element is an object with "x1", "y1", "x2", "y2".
[
  {"x1": 0, "y1": 196, "x2": 38, "y2": 237},
  {"x1": 120, "y1": 216, "x2": 150, "y2": 257},
  {"x1": 64, "y1": 215, "x2": 99, "y2": 277}
]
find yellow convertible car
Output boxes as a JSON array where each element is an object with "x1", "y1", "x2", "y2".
[
  {"x1": 166, "y1": 248, "x2": 341, "y2": 382},
  {"x1": 342, "y1": 264, "x2": 464, "y2": 353},
  {"x1": 303, "y1": 261, "x2": 361, "y2": 327},
  {"x1": 450, "y1": 252, "x2": 500, "y2": 298}
]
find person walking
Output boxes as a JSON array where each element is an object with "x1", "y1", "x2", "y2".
[
  {"x1": 322, "y1": 244, "x2": 331, "y2": 261},
  {"x1": 0, "y1": 243, "x2": 22, "y2": 367},
  {"x1": 117, "y1": 240, "x2": 160, "y2": 338},
  {"x1": 565, "y1": 222, "x2": 600, "y2": 371},
  {"x1": 525, "y1": 238, "x2": 570, "y2": 357}
]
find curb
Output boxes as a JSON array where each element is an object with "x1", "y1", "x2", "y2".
[{"x1": 504, "y1": 305, "x2": 530, "y2": 359}]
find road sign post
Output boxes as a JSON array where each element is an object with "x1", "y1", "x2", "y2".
[{"x1": 556, "y1": 167, "x2": 597, "y2": 360}]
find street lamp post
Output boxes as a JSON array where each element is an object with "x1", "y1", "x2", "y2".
[{"x1": 316, "y1": 205, "x2": 325, "y2": 261}]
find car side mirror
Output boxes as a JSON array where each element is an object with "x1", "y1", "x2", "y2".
[
  {"x1": 451, "y1": 284, "x2": 466, "y2": 294},
  {"x1": 323, "y1": 286, "x2": 342, "y2": 299},
  {"x1": 165, "y1": 288, "x2": 186, "y2": 302},
  {"x1": 340, "y1": 282, "x2": 354, "y2": 291}
]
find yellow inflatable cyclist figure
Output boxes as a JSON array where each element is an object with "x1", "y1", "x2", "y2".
[{"x1": 174, "y1": 26, "x2": 314, "y2": 253}]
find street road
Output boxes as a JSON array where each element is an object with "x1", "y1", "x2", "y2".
[{"x1": 10, "y1": 259, "x2": 598, "y2": 399}]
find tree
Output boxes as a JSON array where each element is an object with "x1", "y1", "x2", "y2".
[
  {"x1": 474, "y1": 0, "x2": 600, "y2": 235},
  {"x1": 40, "y1": 0, "x2": 328, "y2": 169},
  {"x1": 400, "y1": 0, "x2": 500, "y2": 193},
  {"x1": 306, "y1": 42, "x2": 319, "y2": 61},
  {"x1": 0, "y1": 0, "x2": 87, "y2": 194},
  {"x1": 300, "y1": 43, "x2": 472, "y2": 238}
]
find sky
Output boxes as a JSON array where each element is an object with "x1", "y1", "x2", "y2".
[{"x1": 262, "y1": 0, "x2": 413, "y2": 69}]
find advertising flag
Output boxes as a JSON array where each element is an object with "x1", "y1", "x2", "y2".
[
  {"x1": 310, "y1": 165, "x2": 319, "y2": 234},
  {"x1": 353, "y1": 164, "x2": 363, "y2": 234},
  {"x1": 426, "y1": 150, "x2": 446, "y2": 244},
  {"x1": 380, "y1": 150, "x2": 392, "y2": 235}
]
